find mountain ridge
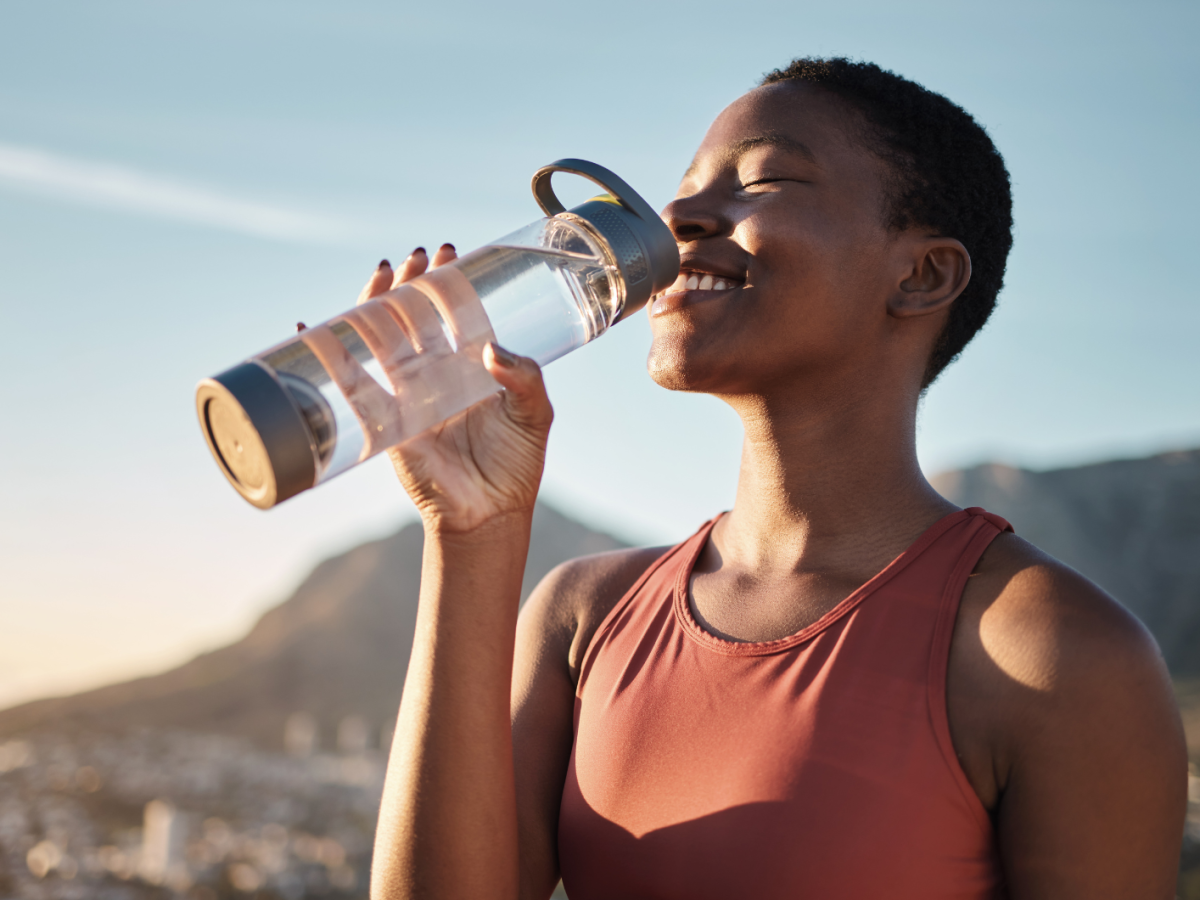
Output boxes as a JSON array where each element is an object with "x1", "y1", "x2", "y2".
[
  {"x1": 0, "y1": 503, "x2": 627, "y2": 749},
  {"x1": 2, "y1": 450, "x2": 1197, "y2": 752}
]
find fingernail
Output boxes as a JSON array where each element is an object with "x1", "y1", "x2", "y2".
[
  {"x1": 378, "y1": 259, "x2": 391, "y2": 269},
  {"x1": 411, "y1": 246, "x2": 427, "y2": 257},
  {"x1": 440, "y1": 243, "x2": 456, "y2": 253},
  {"x1": 296, "y1": 322, "x2": 308, "y2": 332},
  {"x1": 489, "y1": 343, "x2": 518, "y2": 368}
]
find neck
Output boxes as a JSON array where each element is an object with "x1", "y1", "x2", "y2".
[{"x1": 716, "y1": 376, "x2": 954, "y2": 574}]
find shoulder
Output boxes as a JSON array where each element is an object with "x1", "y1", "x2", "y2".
[
  {"x1": 518, "y1": 544, "x2": 673, "y2": 683},
  {"x1": 951, "y1": 530, "x2": 1185, "y2": 802},
  {"x1": 962, "y1": 532, "x2": 1166, "y2": 696},
  {"x1": 948, "y1": 531, "x2": 1189, "y2": 893}
]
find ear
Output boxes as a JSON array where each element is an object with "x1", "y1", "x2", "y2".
[{"x1": 887, "y1": 237, "x2": 972, "y2": 319}]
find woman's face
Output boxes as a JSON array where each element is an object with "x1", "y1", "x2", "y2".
[{"x1": 647, "y1": 82, "x2": 907, "y2": 399}]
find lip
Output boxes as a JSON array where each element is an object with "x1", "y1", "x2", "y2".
[
  {"x1": 651, "y1": 283, "x2": 743, "y2": 316},
  {"x1": 651, "y1": 249, "x2": 749, "y2": 316},
  {"x1": 676, "y1": 252, "x2": 746, "y2": 285}
]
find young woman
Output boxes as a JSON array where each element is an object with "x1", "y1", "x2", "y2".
[{"x1": 365, "y1": 59, "x2": 1187, "y2": 899}]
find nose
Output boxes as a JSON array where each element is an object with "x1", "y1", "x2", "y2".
[{"x1": 662, "y1": 190, "x2": 727, "y2": 243}]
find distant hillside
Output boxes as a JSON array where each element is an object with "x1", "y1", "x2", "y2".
[
  {"x1": 2, "y1": 450, "x2": 1198, "y2": 753},
  {"x1": 0, "y1": 503, "x2": 627, "y2": 749},
  {"x1": 932, "y1": 448, "x2": 1200, "y2": 676}
]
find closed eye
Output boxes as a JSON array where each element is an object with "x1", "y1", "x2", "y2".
[{"x1": 738, "y1": 178, "x2": 807, "y2": 191}]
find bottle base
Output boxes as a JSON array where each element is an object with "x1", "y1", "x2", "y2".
[{"x1": 196, "y1": 362, "x2": 318, "y2": 509}]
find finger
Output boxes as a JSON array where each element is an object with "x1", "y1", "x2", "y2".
[
  {"x1": 356, "y1": 259, "x2": 394, "y2": 305},
  {"x1": 483, "y1": 343, "x2": 553, "y2": 431},
  {"x1": 430, "y1": 242, "x2": 457, "y2": 269},
  {"x1": 390, "y1": 247, "x2": 428, "y2": 288}
]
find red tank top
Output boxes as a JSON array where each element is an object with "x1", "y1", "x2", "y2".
[{"x1": 558, "y1": 507, "x2": 1011, "y2": 899}]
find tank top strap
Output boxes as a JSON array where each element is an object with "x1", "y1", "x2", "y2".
[
  {"x1": 963, "y1": 506, "x2": 1013, "y2": 535},
  {"x1": 926, "y1": 507, "x2": 1014, "y2": 831},
  {"x1": 576, "y1": 516, "x2": 721, "y2": 695}
]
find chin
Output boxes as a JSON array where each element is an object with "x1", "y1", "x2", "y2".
[
  {"x1": 647, "y1": 355, "x2": 693, "y2": 393},
  {"x1": 646, "y1": 334, "x2": 740, "y2": 395}
]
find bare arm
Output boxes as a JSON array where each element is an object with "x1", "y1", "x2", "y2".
[
  {"x1": 374, "y1": 516, "x2": 530, "y2": 899},
  {"x1": 368, "y1": 246, "x2": 552, "y2": 900},
  {"x1": 950, "y1": 535, "x2": 1189, "y2": 899}
]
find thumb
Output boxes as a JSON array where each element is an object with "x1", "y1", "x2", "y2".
[{"x1": 482, "y1": 343, "x2": 553, "y2": 431}]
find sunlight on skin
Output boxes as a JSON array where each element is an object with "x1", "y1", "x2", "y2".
[{"x1": 977, "y1": 567, "x2": 1063, "y2": 694}]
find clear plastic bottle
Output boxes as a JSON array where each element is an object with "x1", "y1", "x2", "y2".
[{"x1": 196, "y1": 160, "x2": 679, "y2": 509}]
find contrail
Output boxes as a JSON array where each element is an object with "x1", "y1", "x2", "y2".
[{"x1": 0, "y1": 141, "x2": 353, "y2": 243}]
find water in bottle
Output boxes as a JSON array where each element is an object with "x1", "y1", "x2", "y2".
[{"x1": 196, "y1": 160, "x2": 679, "y2": 509}]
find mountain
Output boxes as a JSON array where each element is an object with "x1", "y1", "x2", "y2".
[
  {"x1": 0, "y1": 503, "x2": 627, "y2": 750},
  {"x1": 932, "y1": 448, "x2": 1200, "y2": 676},
  {"x1": 2, "y1": 450, "x2": 1198, "y2": 752}
]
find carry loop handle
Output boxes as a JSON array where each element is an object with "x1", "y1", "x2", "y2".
[{"x1": 531, "y1": 158, "x2": 661, "y2": 226}]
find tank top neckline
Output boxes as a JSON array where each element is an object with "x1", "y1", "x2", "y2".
[{"x1": 673, "y1": 507, "x2": 979, "y2": 657}]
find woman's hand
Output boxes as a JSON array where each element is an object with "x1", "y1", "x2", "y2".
[{"x1": 357, "y1": 245, "x2": 554, "y2": 535}]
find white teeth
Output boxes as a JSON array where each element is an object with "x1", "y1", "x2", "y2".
[{"x1": 671, "y1": 272, "x2": 739, "y2": 292}]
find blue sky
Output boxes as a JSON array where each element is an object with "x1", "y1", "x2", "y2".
[{"x1": 1, "y1": 0, "x2": 1197, "y2": 706}]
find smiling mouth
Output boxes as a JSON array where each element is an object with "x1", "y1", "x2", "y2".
[
  {"x1": 666, "y1": 270, "x2": 744, "y2": 293},
  {"x1": 651, "y1": 269, "x2": 745, "y2": 316}
]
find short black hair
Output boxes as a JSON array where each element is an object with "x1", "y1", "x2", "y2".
[{"x1": 760, "y1": 58, "x2": 1013, "y2": 387}]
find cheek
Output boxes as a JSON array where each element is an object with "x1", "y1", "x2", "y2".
[
  {"x1": 744, "y1": 217, "x2": 888, "y2": 337},
  {"x1": 738, "y1": 231, "x2": 847, "y2": 340},
  {"x1": 644, "y1": 211, "x2": 892, "y2": 390}
]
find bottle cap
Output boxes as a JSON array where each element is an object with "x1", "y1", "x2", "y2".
[
  {"x1": 531, "y1": 159, "x2": 680, "y2": 322},
  {"x1": 195, "y1": 362, "x2": 316, "y2": 509}
]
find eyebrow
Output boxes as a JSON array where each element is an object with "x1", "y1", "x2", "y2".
[{"x1": 684, "y1": 133, "x2": 819, "y2": 179}]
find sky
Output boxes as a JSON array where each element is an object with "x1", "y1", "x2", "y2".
[{"x1": 0, "y1": 0, "x2": 1197, "y2": 709}]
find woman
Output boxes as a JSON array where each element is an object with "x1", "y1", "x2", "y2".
[{"x1": 365, "y1": 59, "x2": 1186, "y2": 899}]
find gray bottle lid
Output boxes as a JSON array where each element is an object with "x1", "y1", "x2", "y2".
[
  {"x1": 196, "y1": 361, "x2": 316, "y2": 509},
  {"x1": 531, "y1": 159, "x2": 680, "y2": 321}
]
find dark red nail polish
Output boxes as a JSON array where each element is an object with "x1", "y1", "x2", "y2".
[
  {"x1": 490, "y1": 343, "x2": 517, "y2": 368},
  {"x1": 296, "y1": 322, "x2": 308, "y2": 332},
  {"x1": 441, "y1": 243, "x2": 456, "y2": 253},
  {"x1": 412, "y1": 246, "x2": 427, "y2": 257},
  {"x1": 378, "y1": 259, "x2": 391, "y2": 269}
]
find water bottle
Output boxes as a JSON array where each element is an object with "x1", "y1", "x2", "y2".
[{"x1": 196, "y1": 159, "x2": 679, "y2": 509}]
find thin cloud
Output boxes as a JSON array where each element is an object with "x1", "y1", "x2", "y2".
[{"x1": 0, "y1": 141, "x2": 353, "y2": 243}]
